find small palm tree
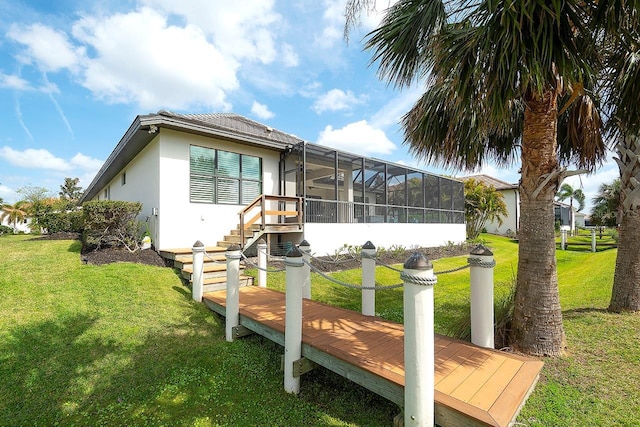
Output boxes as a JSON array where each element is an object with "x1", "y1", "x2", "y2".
[
  {"x1": 591, "y1": 179, "x2": 622, "y2": 227},
  {"x1": 556, "y1": 183, "x2": 586, "y2": 234},
  {"x1": 464, "y1": 179, "x2": 508, "y2": 240},
  {"x1": 1, "y1": 202, "x2": 29, "y2": 233}
]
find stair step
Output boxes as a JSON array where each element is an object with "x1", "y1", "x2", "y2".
[
  {"x1": 182, "y1": 263, "x2": 228, "y2": 274},
  {"x1": 202, "y1": 275, "x2": 253, "y2": 293},
  {"x1": 223, "y1": 235, "x2": 242, "y2": 243},
  {"x1": 159, "y1": 246, "x2": 226, "y2": 260}
]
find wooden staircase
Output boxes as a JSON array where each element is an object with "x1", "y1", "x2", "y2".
[
  {"x1": 159, "y1": 246, "x2": 254, "y2": 292},
  {"x1": 160, "y1": 194, "x2": 304, "y2": 292}
]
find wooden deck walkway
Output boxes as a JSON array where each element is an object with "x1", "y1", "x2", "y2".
[{"x1": 203, "y1": 287, "x2": 543, "y2": 427}]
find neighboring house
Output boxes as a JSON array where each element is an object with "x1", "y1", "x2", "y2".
[
  {"x1": 80, "y1": 111, "x2": 466, "y2": 255},
  {"x1": 554, "y1": 200, "x2": 585, "y2": 231},
  {"x1": 0, "y1": 209, "x2": 31, "y2": 233},
  {"x1": 462, "y1": 174, "x2": 584, "y2": 237},
  {"x1": 461, "y1": 175, "x2": 520, "y2": 236}
]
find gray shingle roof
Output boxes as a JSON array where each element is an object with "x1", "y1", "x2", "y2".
[
  {"x1": 460, "y1": 174, "x2": 518, "y2": 190},
  {"x1": 158, "y1": 111, "x2": 302, "y2": 147}
]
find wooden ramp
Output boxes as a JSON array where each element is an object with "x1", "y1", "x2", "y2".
[{"x1": 203, "y1": 287, "x2": 543, "y2": 427}]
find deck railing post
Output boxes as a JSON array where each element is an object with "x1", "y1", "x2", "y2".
[
  {"x1": 225, "y1": 244, "x2": 242, "y2": 342},
  {"x1": 284, "y1": 246, "x2": 304, "y2": 394},
  {"x1": 403, "y1": 253, "x2": 436, "y2": 427},
  {"x1": 591, "y1": 228, "x2": 596, "y2": 252},
  {"x1": 257, "y1": 239, "x2": 267, "y2": 288},
  {"x1": 191, "y1": 240, "x2": 205, "y2": 302},
  {"x1": 299, "y1": 240, "x2": 311, "y2": 299},
  {"x1": 361, "y1": 241, "x2": 376, "y2": 316},
  {"x1": 561, "y1": 229, "x2": 567, "y2": 250},
  {"x1": 469, "y1": 244, "x2": 495, "y2": 349}
]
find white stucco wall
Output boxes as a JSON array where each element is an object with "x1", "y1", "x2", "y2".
[
  {"x1": 156, "y1": 129, "x2": 281, "y2": 250},
  {"x1": 304, "y1": 223, "x2": 466, "y2": 256},
  {"x1": 484, "y1": 188, "x2": 519, "y2": 235},
  {"x1": 91, "y1": 137, "x2": 161, "y2": 242},
  {"x1": 0, "y1": 211, "x2": 32, "y2": 233}
]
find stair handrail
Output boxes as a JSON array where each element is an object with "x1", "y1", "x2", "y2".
[{"x1": 238, "y1": 195, "x2": 303, "y2": 248}]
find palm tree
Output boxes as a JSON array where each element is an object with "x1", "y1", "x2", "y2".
[
  {"x1": 1, "y1": 202, "x2": 29, "y2": 233},
  {"x1": 601, "y1": 10, "x2": 640, "y2": 312},
  {"x1": 344, "y1": 1, "x2": 622, "y2": 356},
  {"x1": 556, "y1": 183, "x2": 586, "y2": 234},
  {"x1": 590, "y1": 179, "x2": 622, "y2": 227}
]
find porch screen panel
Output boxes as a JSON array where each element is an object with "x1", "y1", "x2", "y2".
[{"x1": 190, "y1": 146, "x2": 216, "y2": 203}]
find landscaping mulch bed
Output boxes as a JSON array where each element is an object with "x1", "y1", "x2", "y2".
[
  {"x1": 266, "y1": 243, "x2": 473, "y2": 273},
  {"x1": 35, "y1": 232, "x2": 473, "y2": 271},
  {"x1": 34, "y1": 232, "x2": 168, "y2": 267}
]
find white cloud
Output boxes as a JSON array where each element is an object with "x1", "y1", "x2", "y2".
[
  {"x1": 0, "y1": 146, "x2": 71, "y2": 171},
  {"x1": 0, "y1": 147, "x2": 104, "y2": 178},
  {"x1": 0, "y1": 72, "x2": 31, "y2": 90},
  {"x1": 142, "y1": 0, "x2": 282, "y2": 64},
  {"x1": 8, "y1": 23, "x2": 84, "y2": 72},
  {"x1": 0, "y1": 184, "x2": 15, "y2": 202},
  {"x1": 281, "y1": 44, "x2": 299, "y2": 67},
  {"x1": 313, "y1": 88, "x2": 365, "y2": 114},
  {"x1": 70, "y1": 153, "x2": 104, "y2": 171},
  {"x1": 317, "y1": 120, "x2": 396, "y2": 155},
  {"x1": 71, "y1": 7, "x2": 239, "y2": 110},
  {"x1": 251, "y1": 101, "x2": 275, "y2": 120}
]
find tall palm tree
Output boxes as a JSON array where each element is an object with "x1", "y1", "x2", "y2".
[
  {"x1": 603, "y1": 15, "x2": 640, "y2": 311},
  {"x1": 345, "y1": 0, "x2": 618, "y2": 356},
  {"x1": 1, "y1": 202, "x2": 29, "y2": 233},
  {"x1": 556, "y1": 183, "x2": 586, "y2": 234}
]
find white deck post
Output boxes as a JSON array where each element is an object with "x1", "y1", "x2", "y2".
[
  {"x1": 299, "y1": 240, "x2": 312, "y2": 299},
  {"x1": 591, "y1": 228, "x2": 597, "y2": 252},
  {"x1": 403, "y1": 253, "x2": 436, "y2": 427},
  {"x1": 191, "y1": 240, "x2": 205, "y2": 302},
  {"x1": 225, "y1": 244, "x2": 241, "y2": 342},
  {"x1": 257, "y1": 239, "x2": 267, "y2": 288},
  {"x1": 361, "y1": 241, "x2": 376, "y2": 316},
  {"x1": 469, "y1": 244, "x2": 495, "y2": 349},
  {"x1": 284, "y1": 245, "x2": 304, "y2": 394},
  {"x1": 561, "y1": 229, "x2": 567, "y2": 250}
]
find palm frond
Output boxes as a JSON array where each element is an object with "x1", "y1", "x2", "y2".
[{"x1": 364, "y1": 0, "x2": 447, "y2": 87}]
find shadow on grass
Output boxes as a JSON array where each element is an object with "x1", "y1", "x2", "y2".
[
  {"x1": 0, "y1": 307, "x2": 397, "y2": 425},
  {"x1": 67, "y1": 240, "x2": 82, "y2": 253},
  {"x1": 562, "y1": 307, "x2": 609, "y2": 318},
  {"x1": 0, "y1": 314, "x2": 119, "y2": 425}
]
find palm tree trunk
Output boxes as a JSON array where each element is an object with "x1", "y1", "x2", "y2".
[
  {"x1": 511, "y1": 90, "x2": 566, "y2": 356},
  {"x1": 609, "y1": 136, "x2": 640, "y2": 312}
]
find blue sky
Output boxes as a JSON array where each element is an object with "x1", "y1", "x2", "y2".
[{"x1": 0, "y1": 0, "x2": 618, "y2": 211}]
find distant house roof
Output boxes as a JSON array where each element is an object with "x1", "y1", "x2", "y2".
[
  {"x1": 81, "y1": 111, "x2": 301, "y2": 202},
  {"x1": 460, "y1": 174, "x2": 518, "y2": 191}
]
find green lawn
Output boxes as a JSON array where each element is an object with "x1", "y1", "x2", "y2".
[{"x1": 1, "y1": 234, "x2": 638, "y2": 426}]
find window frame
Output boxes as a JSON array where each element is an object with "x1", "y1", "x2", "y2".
[{"x1": 189, "y1": 145, "x2": 262, "y2": 205}]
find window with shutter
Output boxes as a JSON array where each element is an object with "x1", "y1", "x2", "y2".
[{"x1": 189, "y1": 145, "x2": 261, "y2": 205}]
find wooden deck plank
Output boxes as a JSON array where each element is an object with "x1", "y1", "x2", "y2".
[{"x1": 202, "y1": 286, "x2": 542, "y2": 427}]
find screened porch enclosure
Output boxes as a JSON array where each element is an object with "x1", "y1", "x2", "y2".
[{"x1": 281, "y1": 142, "x2": 465, "y2": 225}]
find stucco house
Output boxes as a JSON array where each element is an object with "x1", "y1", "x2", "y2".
[
  {"x1": 463, "y1": 174, "x2": 586, "y2": 237},
  {"x1": 80, "y1": 111, "x2": 466, "y2": 255},
  {"x1": 0, "y1": 209, "x2": 31, "y2": 233},
  {"x1": 462, "y1": 174, "x2": 520, "y2": 236}
]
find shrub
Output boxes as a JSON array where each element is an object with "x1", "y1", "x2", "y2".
[
  {"x1": 0, "y1": 225, "x2": 13, "y2": 236},
  {"x1": 444, "y1": 278, "x2": 515, "y2": 350},
  {"x1": 39, "y1": 210, "x2": 84, "y2": 234},
  {"x1": 82, "y1": 200, "x2": 142, "y2": 251}
]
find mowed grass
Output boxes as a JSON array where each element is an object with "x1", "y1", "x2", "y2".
[
  {"x1": 0, "y1": 235, "x2": 396, "y2": 426},
  {"x1": 1, "y1": 234, "x2": 639, "y2": 426},
  {"x1": 256, "y1": 234, "x2": 640, "y2": 426}
]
